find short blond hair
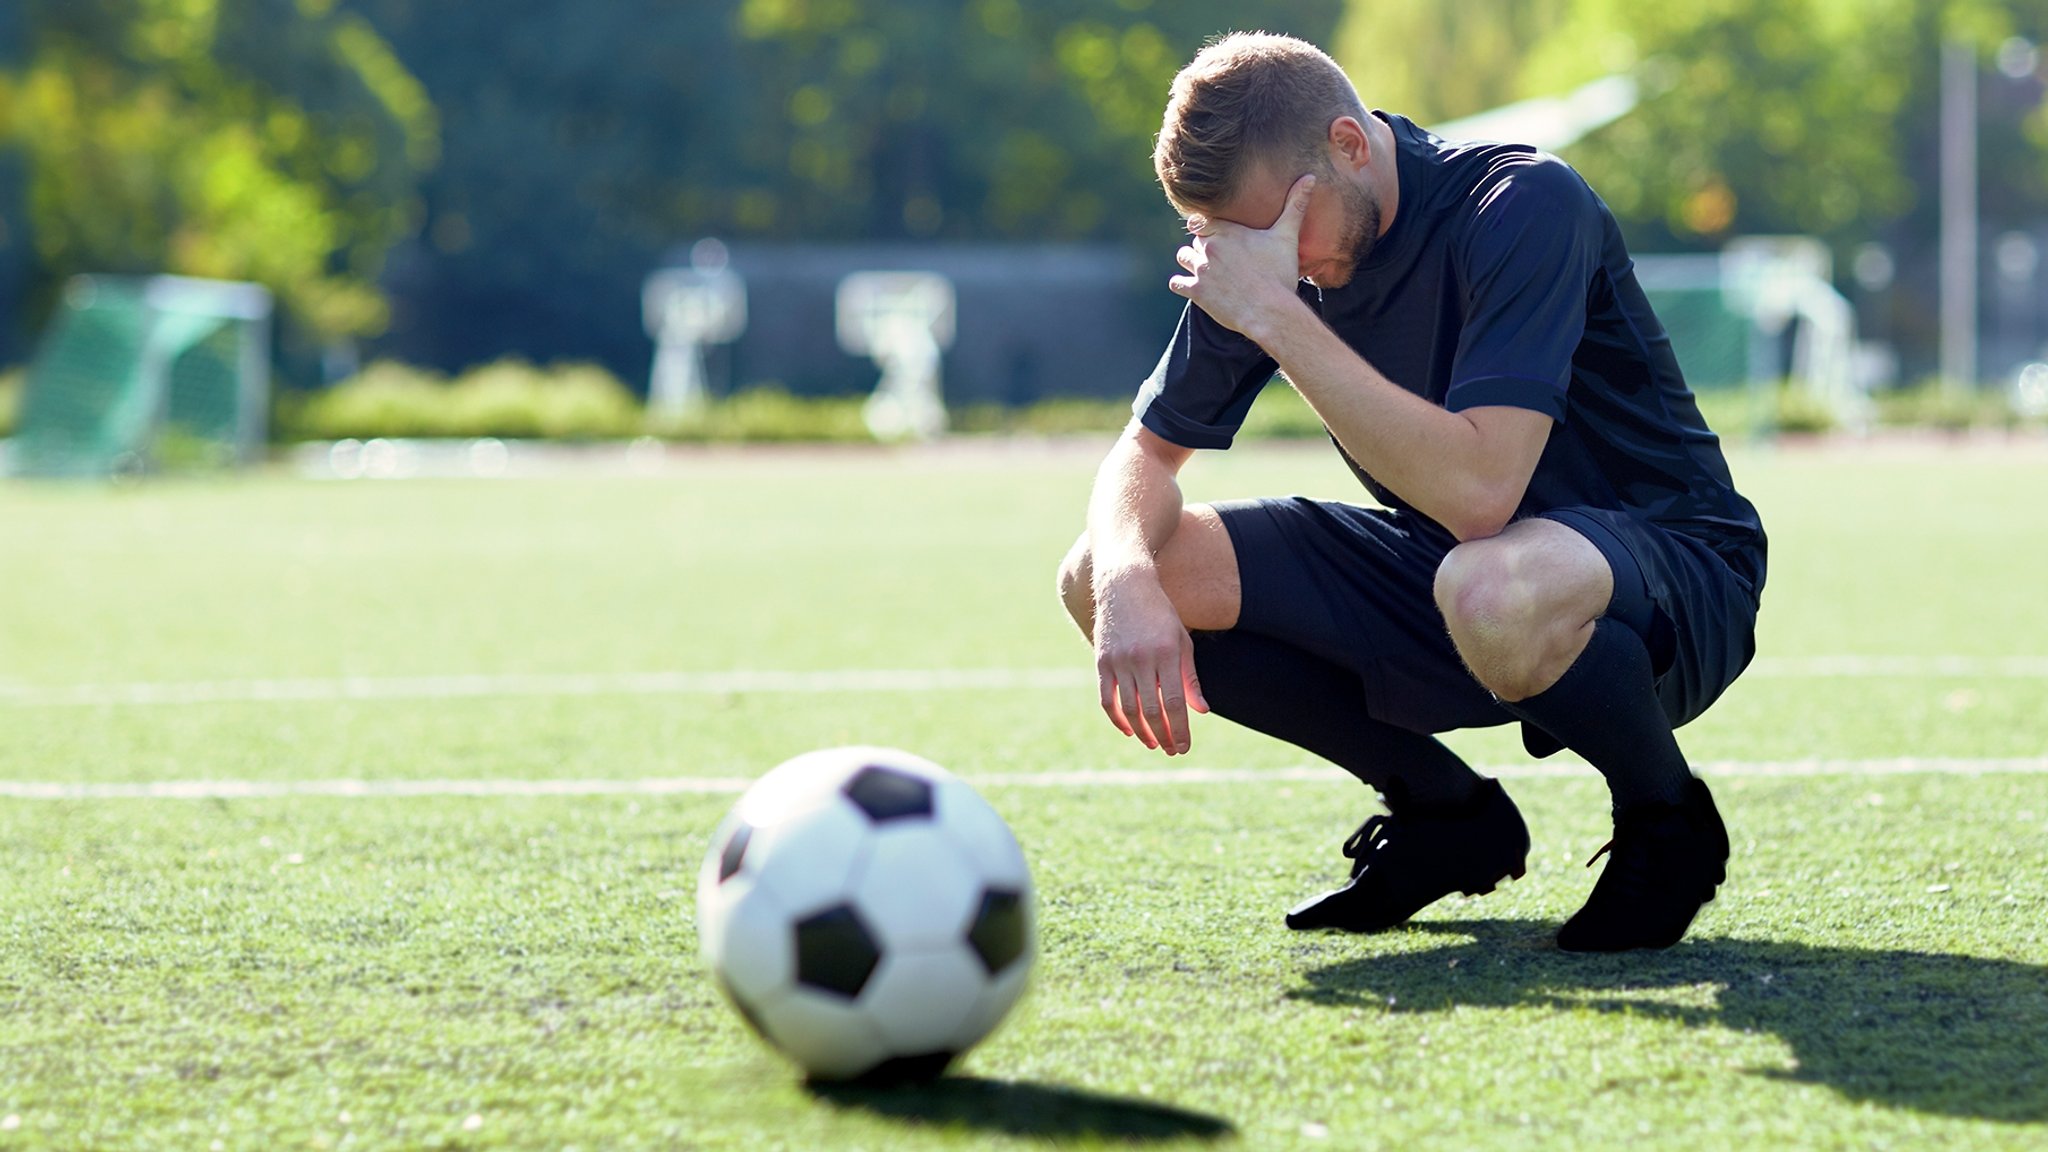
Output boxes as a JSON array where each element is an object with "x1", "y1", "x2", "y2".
[{"x1": 1153, "y1": 32, "x2": 1367, "y2": 216}]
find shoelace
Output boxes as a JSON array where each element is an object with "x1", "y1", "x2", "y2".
[
  {"x1": 1584, "y1": 804, "x2": 1687, "y2": 869},
  {"x1": 1343, "y1": 811, "x2": 1392, "y2": 865},
  {"x1": 1580, "y1": 826, "x2": 1662, "y2": 903}
]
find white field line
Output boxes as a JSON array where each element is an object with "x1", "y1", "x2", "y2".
[
  {"x1": 0, "y1": 655, "x2": 2045, "y2": 709},
  {"x1": 0, "y1": 668, "x2": 1092, "y2": 708},
  {"x1": 3, "y1": 758, "x2": 2046, "y2": 800},
  {"x1": 1747, "y1": 656, "x2": 2048, "y2": 678}
]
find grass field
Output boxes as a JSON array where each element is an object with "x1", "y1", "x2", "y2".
[{"x1": 2, "y1": 438, "x2": 2045, "y2": 1150}]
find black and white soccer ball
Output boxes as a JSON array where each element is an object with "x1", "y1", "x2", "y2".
[{"x1": 696, "y1": 746, "x2": 1034, "y2": 1081}]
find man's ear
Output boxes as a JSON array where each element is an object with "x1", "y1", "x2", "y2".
[{"x1": 1328, "y1": 115, "x2": 1371, "y2": 172}]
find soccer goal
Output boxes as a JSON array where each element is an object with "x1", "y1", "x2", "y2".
[
  {"x1": 10, "y1": 275, "x2": 273, "y2": 478},
  {"x1": 1636, "y1": 238, "x2": 1868, "y2": 433}
]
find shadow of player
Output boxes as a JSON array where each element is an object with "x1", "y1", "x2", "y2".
[
  {"x1": 1289, "y1": 918, "x2": 2048, "y2": 1123},
  {"x1": 808, "y1": 1076, "x2": 1235, "y2": 1142}
]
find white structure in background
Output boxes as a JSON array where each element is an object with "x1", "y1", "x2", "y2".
[
  {"x1": 1720, "y1": 236, "x2": 1869, "y2": 429},
  {"x1": 644, "y1": 239, "x2": 747, "y2": 419},
  {"x1": 836, "y1": 271, "x2": 955, "y2": 441},
  {"x1": 1939, "y1": 40, "x2": 1978, "y2": 392},
  {"x1": 2013, "y1": 361, "x2": 2048, "y2": 419},
  {"x1": 1432, "y1": 72, "x2": 1642, "y2": 151}
]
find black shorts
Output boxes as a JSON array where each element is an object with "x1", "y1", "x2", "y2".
[{"x1": 1212, "y1": 497, "x2": 1760, "y2": 741}]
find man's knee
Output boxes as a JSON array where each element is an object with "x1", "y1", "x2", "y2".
[
  {"x1": 1056, "y1": 532, "x2": 1094, "y2": 637},
  {"x1": 1433, "y1": 537, "x2": 1541, "y2": 641},
  {"x1": 1434, "y1": 524, "x2": 1610, "y2": 700}
]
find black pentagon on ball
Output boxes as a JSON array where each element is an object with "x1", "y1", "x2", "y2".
[
  {"x1": 717, "y1": 822, "x2": 753, "y2": 883},
  {"x1": 967, "y1": 888, "x2": 1028, "y2": 975},
  {"x1": 794, "y1": 904, "x2": 881, "y2": 998},
  {"x1": 841, "y1": 764, "x2": 935, "y2": 822}
]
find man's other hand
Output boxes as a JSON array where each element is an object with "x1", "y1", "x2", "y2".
[{"x1": 1093, "y1": 575, "x2": 1208, "y2": 756}]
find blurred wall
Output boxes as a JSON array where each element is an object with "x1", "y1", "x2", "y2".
[{"x1": 682, "y1": 243, "x2": 1181, "y2": 404}]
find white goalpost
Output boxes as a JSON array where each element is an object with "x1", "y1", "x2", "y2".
[
  {"x1": 643, "y1": 241, "x2": 747, "y2": 419},
  {"x1": 835, "y1": 271, "x2": 955, "y2": 441}
]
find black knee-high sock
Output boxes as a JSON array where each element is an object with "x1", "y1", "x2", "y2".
[
  {"x1": 1496, "y1": 616, "x2": 1690, "y2": 813},
  {"x1": 1189, "y1": 630, "x2": 1483, "y2": 810}
]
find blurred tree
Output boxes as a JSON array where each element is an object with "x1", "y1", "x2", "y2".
[
  {"x1": 335, "y1": 0, "x2": 758, "y2": 378},
  {"x1": 1340, "y1": 0, "x2": 2045, "y2": 376},
  {"x1": 343, "y1": 0, "x2": 1342, "y2": 381},
  {"x1": 1339, "y1": 0, "x2": 2037, "y2": 250},
  {"x1": 0, "y1": 0, "x2": 436, "y2": 342},
  {"x1": 0, "y1": 3, "x2": 31, "y2": 365},
  {"x1": 720, "y1": 0, "x2": 1340, "y2": 248},
  {"x1": 1332, "y1": 0, "x2": 1587, "y2": 125},
  {"x1": 1542, "y1": 0, "x2": 1929, "y2": 248}
]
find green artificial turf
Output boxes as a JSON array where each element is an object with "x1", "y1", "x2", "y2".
[{"x1": 1, "y1": 441, "x2": 2044, "y2": 1149}]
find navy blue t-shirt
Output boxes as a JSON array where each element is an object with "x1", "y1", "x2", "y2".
[{"x1": 1135, "y1": 113, "x2": 1765, "y2": 593}]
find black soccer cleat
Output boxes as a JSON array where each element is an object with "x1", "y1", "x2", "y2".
[
  {"x1": 1285, "y1": 777, "x2": 1530, "y2": 933},
  {"x1": 1556, "y1": 775, "x2": 1729, "y2": 953}
]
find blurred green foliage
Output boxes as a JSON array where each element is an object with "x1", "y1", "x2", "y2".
[
  {"x1": 650, "y1": 388, "x2": 875, "y2": 444},
  {"x1": 272, "y1": 375, "x2": 1339, "y2": 445},
  {"x1": 1771, "y1": 384, "x2": 1846, "y2": 436},
  {"x1": 950, "y1": 398, "x2": 1131, "y2": 438},
  {"x1": 279, "y1": 358, "x2": 641, "y2": 441},
  {"x1": 0, "y1": 0, "x2": 436, "y2": 341},
  {"x1": 1337, "y1": 0, "x2": 2046, "y2": 251},
  {"x1": 1875, "y1": 379, "x2": 2035, "y2": 429},
  {"x1": 0, "y1": 365, "x2": 21, "y2": 437},
  {"x1": 687, "y1": 0, "x2": 1342, "y2": 247},
  {"x1": 8, "y1": 0, "x2": 2048, "y2": 392}
]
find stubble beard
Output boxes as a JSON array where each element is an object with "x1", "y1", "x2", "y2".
[{"x1": 1306, "y1": 181, "x2": 1383, "y2": 290}]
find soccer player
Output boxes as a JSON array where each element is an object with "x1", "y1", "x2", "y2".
[{"x1": 1056, "y1": 33, "x2": 1765, "y2": 952}]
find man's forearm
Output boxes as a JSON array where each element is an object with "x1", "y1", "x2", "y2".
[
  {"x1": 1086, "y1": 427, "x2": 1187, "y2": 592},
  {"x1": 1251, "y1": 300, "x2": 1533, "y2": 541}
]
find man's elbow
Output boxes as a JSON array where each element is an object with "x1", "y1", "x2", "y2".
[
  {"x1": 1441, "y1": 487, "x2": 1522, "y2": 543},
  {"x1": 1445, "y1": 515, "x2": 1512, "y2": 544}
]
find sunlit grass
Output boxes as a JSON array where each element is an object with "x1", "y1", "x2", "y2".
[{"x1": 0, "y1": 442, "x2": 2044, "y2": 1149}]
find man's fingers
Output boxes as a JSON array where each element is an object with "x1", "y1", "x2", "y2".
[
  {"x1": 1141, "y1": 647, "x2": 1190, "y2": 756},
  {"x1": 1134, "y1": 654, "x2": 1181, "y2": 754},
  {"x1": 1179, "y1": 629, "x2": 1209, "y2": 715},
  {"x1": 1112, "y1": 652, "x2": 1179, "y2": 754},
  {"x1": 1288, "y1": 173, "x2": 1317, "y2": 215},
  {"x1": 1097, "y1": 663, "x2": 1134, "y2": 737},
  {"x1": 1118, "y1": 675, "x2": 1156, "y2": 749},
  {"x1": 1160, "y1": 688, "x2": 1190, "y2": 755},
  {"x1": 1273, "y1": 172, "x2": 1316, "y2": 238},
  {"x1": 1138, "y1": 687, "x2": 1169, "y2": 752}
]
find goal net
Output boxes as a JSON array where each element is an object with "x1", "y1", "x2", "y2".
[{"x1": 11, "y1": 275, "x2": 272, "y2": 477}]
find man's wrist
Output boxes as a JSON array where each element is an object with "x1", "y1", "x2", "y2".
[
  {"x1": 1244, "y1": 290, "x2": 1314, "y2": 353},
  {"x1": 1093, "y1": 555, "x2": 1160, "y2": 596}
]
